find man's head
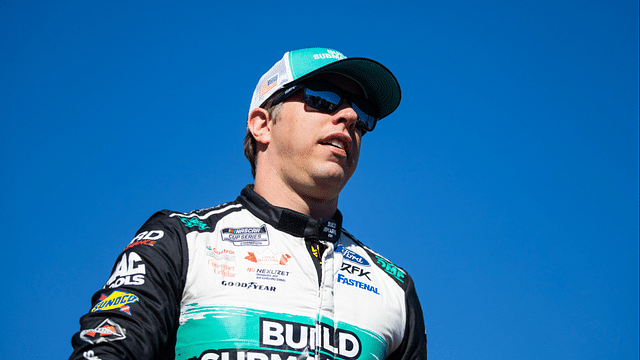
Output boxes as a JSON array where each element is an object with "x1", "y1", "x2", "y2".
[
  {"x1": 245, "y1": 48, "x2": 401, "y2": 179},
  {"x1": 245, "y1": 48, "x2": 400, "y2": 207}
]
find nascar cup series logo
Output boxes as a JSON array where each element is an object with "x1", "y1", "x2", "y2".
[{"x1": 221, "y1": 225, "x2": 269, "y2": 246}]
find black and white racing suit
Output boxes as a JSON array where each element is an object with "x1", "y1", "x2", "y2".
[{"x1": 70, "y1": 185, "x2": 427, "y2": 360}]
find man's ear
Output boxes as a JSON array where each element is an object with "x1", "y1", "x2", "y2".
[{"x1": 247, "y1": 108, "x2": 271, "y2": 146}]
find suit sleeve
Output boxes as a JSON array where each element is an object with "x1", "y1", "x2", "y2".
[
  {"x1": 387, "y1": 273, "x2": 428, "y2": 360},
  {"x1": 70, "y1": 211, "x2": 189, "y2": 360}
]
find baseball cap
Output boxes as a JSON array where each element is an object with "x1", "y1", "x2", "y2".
[{"x1": 249, "y1": 47, "x2": 401, "y2": 120}]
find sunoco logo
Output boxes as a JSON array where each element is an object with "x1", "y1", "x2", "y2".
[
  {"x1": 91, "y1": 291, "x2": 139, "y2": 315},
  {"x1": 221, "y1": 225, "x2": 269, "y2": 246},
  {"x1": 260, "y1": 318, "x2": 361, "y2": 360}
]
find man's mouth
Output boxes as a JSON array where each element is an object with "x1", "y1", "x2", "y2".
[
  {"x1": 320, "y1": 134, "x2": 351, "y2": 154},
  {"x1": 325, "y1": 139, "x2": 346, "y2": 150}
]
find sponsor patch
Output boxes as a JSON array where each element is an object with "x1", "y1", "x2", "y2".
[
  {"x1": 123, "y1": 239, "x2": 157, "y2": 251},
  {"x1": 322, "y1": 220, "x2": 338, "y2": 239},
  {"x1": 244, "y1": 250, "x2": 291, "y2": 266},
  {"x1": 105, "y1": 252, "x2": 146, "y2": 289},
  {"x1": 221, "y1": 225, "x2": 269, "y2": 246},
  {"x1": 337, "y1": 273, "x2": 380, "y2": 295},
  {"x1": 221, "y1": 280, "x2": 276, "y2": 291},
  {"x1": 91, "y1": 291, "x2": 139, "y2": 315},
  {"x1": 82, "y1": 350, "x2": 102, "y2": 360},
  {"x1": 336, "y1": 245, "x2": 370, "y2": 267},
  {"x1": 248, "y1": 267, "x2": 290, "y2": 282},
  {"x1": 205, "y1": 246, "x2": 236, "y2": 261},
  {"x1": 179, "y1": 216, "x2": 211, "y2": 230},
  {"x1": 129, "y1": 230, "x2": 164, "y2": 243},
  {"x1": 260, "y1": 74, "x2": 278, "y2": 97},
  {"x1": 80, "y1": 318, "x2": 126, "y2": 344},
  {"x1": 373, "y1": 255, "x2": 406, "y2": 284},
  {"x1": 310, "y1": 244, "x2": 324, "y2": 265},
  {"x1": 125, "y1": 230, "x2": 164, "y2": 250},
  {"x1": 261, "y1": 318, "x2": 362, "y2": 360},
  {"x1": 207, "y1": 260, "x2": 236, "y2": 278},
  {"x1": 312, "y1": 49, "x2": 346, "y2": 61},
  {"x1": 340, "y1": 263, "x2": 372, "y2": 281},
  {"x1": 196, "y1": 349, "x2": 300, "y2": 360}
]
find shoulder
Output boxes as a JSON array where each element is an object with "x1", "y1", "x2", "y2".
[
  {"x1": 340, "y1": 229, "x2": 413, "y2": 292},
  {"x1": 141, "y1": 199, "x2": 245, "y2": 235}
]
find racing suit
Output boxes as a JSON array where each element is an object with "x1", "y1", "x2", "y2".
[{"x1": 70, "y1": 185, "x2": 427, "y2": 360}]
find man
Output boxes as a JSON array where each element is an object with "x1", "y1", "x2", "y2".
[{"x1": 70, "y1": 47, "x2": 427, "y2": 360}]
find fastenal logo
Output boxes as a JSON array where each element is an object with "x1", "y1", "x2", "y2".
[
  {"x1": 221, "y1": 225, "x2": 269, "y2": 246},
  {"x1": 91, "y1": 291, "x2": 139, "y2": 315},
  {"x1": 80, "y1": 318, "x2": 126, "y2": 344},
  {"x1": 337, "y1": 273, "x2": 380, "y2": 295}
]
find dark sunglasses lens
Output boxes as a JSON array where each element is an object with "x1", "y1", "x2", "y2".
[
  {"x1": 304, "y1": 88, "x2": 341, "y2": 112},
  {"x1": 352, "y1": 102, "x2": 377, "y2": 132},
  {"x1": 303, "y1": 82, "x2": 379, "y2": 132}
]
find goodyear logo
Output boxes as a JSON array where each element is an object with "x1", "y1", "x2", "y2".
[{"x1": 91, "y1": 291, "x2": 139, "y2": 314}]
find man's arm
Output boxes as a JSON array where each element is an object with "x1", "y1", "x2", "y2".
[
  {"x1": 69, "y1": 211, "x2": 188, "y2": 360},
  {"x1": 387, "y1": 274, "x2": 428, "y2": 360}
]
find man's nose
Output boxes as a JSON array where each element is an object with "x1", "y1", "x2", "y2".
[{"x1": 333, "y1": 100, "x2": 358, "y2": 131}]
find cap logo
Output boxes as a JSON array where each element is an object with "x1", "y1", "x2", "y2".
[
  {"x1": 312, "y1": 49, "x2": 346, "y2": 61},
  {"x1": 259, "y1": 74, "x2": 279, "y2": 97}
]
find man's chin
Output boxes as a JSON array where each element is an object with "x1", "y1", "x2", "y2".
[{"x1": 310, "y1": 173, "x2": 353, "y2": 197}]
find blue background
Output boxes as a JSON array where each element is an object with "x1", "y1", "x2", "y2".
[{"x1": 1, "y1": 1, "x2": 638, "y2": 358}]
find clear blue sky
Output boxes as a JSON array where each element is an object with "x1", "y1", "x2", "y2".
[{"x1": 1, "y1": 0, "x2": 638, "y2": 358}]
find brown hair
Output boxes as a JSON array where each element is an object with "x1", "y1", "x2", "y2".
[{"x1": 243, "y1": 98, "x2": 283, "y2": 178}]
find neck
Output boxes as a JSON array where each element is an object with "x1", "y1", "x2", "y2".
[{"x1": 253, "y1": 175, "x2": 340, "y2": 220}]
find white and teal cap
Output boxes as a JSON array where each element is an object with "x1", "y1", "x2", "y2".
[{"x1": 249, "y1": 47, "x2": 401, "y2": 120}]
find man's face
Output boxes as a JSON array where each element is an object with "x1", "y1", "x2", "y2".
[{"x1": 265, "y1": 73, "x2": 365, "y2": 202}]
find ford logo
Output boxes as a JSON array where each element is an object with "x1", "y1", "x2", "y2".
[{"x1": 337, "y1": 245, "x2": 370, "y2": 267}]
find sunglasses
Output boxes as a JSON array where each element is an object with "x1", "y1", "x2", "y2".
[{"x1": 270, "y1": 80, "x2": 379, "y2": 132}]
